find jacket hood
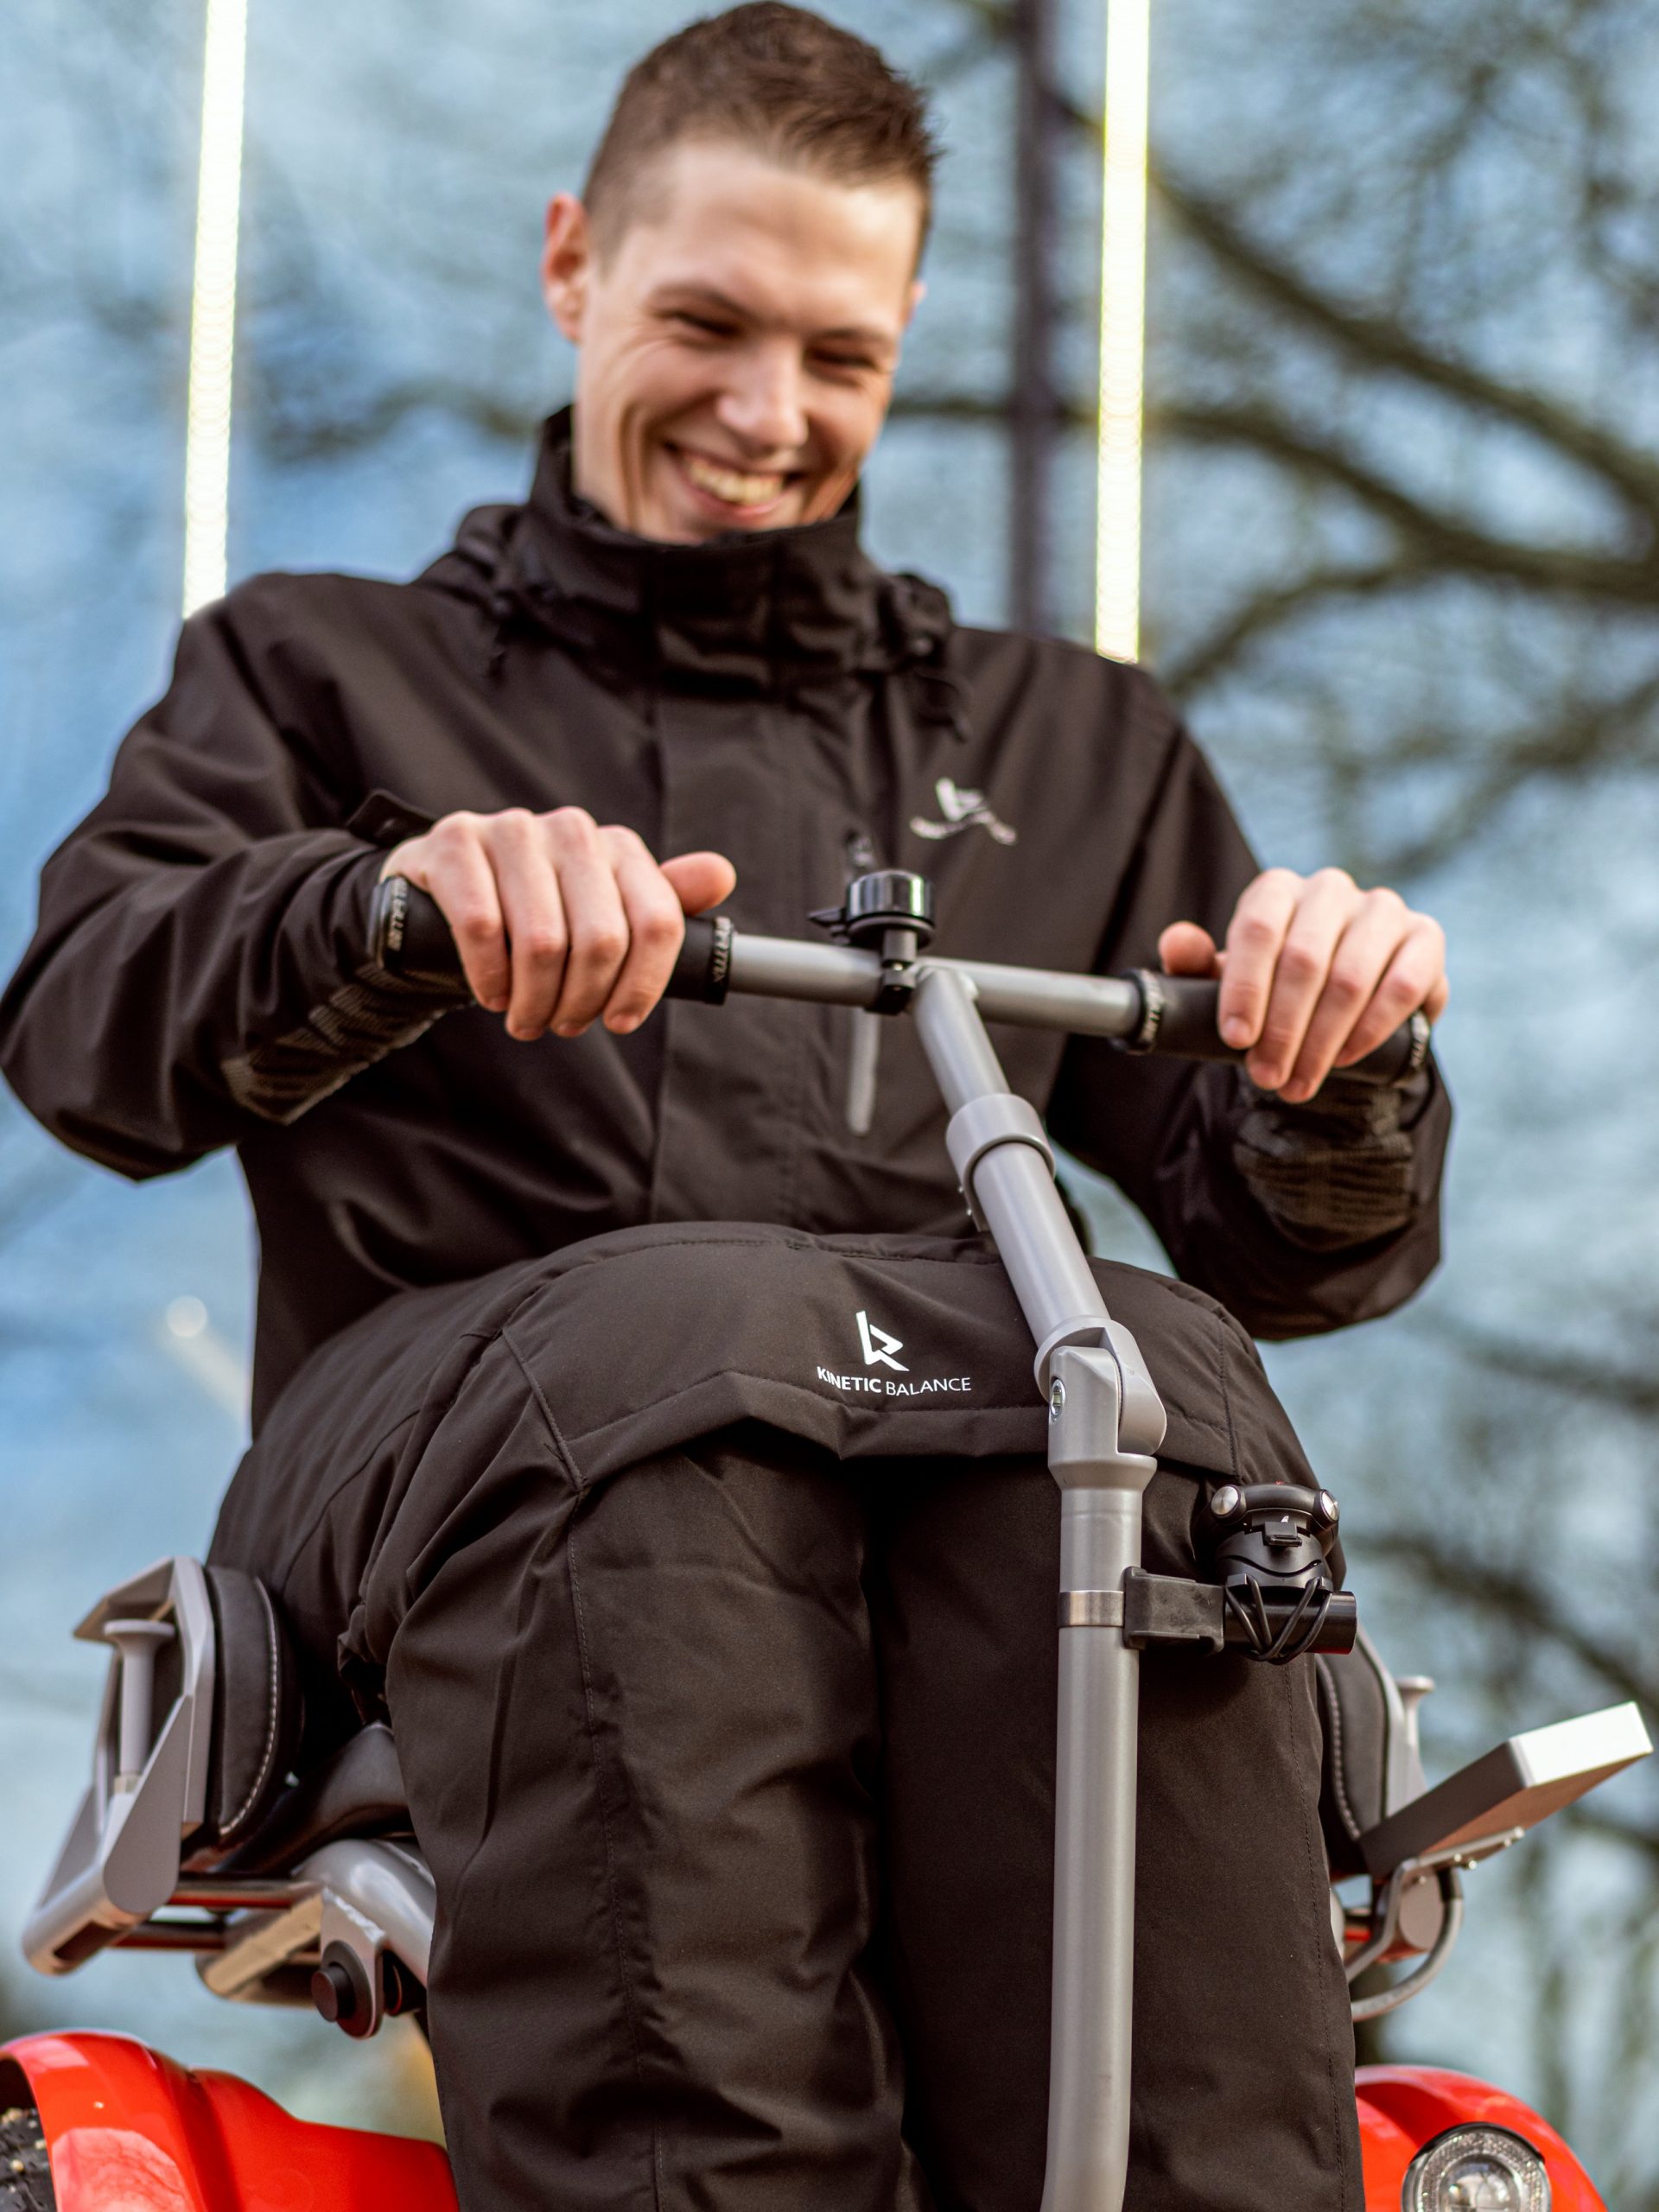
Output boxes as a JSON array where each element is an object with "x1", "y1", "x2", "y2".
[{"x1": 419, "y1": 410, "x2": 960, "y2": 717}]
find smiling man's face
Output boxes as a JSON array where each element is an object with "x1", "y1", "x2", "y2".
[{"x1": 541, "y1": 139, "x2": 924, "y2": 542}]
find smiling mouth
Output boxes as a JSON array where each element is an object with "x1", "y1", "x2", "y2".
[{"x1": 673, "y1": 447, "x2": 799, "y2": 512}]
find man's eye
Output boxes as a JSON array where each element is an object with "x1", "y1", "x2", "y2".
[
  {"x1": 813, "y1": 353, "x2": 876, "y2": 377},
  {"x1": 673, "y1": 311, "x2": 736, "y2": 338}
]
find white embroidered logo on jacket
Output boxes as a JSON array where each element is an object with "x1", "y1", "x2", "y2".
[{"x1": 909, "y1": 776, "x2": 1018, "y2": 847}]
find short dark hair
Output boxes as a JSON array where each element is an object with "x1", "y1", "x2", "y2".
[{"x1": 583, "y1": 4, "x2": 939, "y2": 259}]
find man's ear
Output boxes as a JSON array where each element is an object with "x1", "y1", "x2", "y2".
[
  {"x1": 542, "y1": 193, "x2": 591, "y2": 343},
  {"x1": 904, "y1": 277, "x2": 926, "y2": 327}
]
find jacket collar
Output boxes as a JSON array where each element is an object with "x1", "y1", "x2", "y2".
[{"x1": 453, "y1": 410, "x2": 954, "y2": 698}]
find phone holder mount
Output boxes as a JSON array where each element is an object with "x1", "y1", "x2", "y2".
[{"x1": 1115, "y1": 1483, "x2": 1356, "y2": 1664}]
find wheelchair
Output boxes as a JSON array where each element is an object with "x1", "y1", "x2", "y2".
[{"x1": 4, "y1": 873, "x2": 1649, "y2": 2212}]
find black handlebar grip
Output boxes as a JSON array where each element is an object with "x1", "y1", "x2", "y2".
[
  {"x1": 368, "y1": 875, "x2": 472, "y2": 998},
  {"x1": 666, "y1": 913, "x2": 734, "y2": 1003},
  {"x1": 1122, "y1": 970, "x2": 1431, "y2": 1088},
  {"x1": 372, "y1": 876, "x2": 737, "y2": 1009}
]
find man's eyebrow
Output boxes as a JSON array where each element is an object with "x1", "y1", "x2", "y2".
[{"x1": 649, "y1": 283, "x2": 896, "y2": 351}]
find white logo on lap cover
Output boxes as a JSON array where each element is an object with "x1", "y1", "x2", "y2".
[
  {"x1": 855, "y1": 1309, "x2": 907, "y2": 1371},
  {"x1": 816, "y1": 1310, "x2": 973, "y2": 1397}
]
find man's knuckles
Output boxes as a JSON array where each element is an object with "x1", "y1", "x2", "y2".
[
  {"x1": 569, "y1": 924, "x2": 628, "y2": 974},
  {"x1": 1230, "y1": 906, "x2": 1289, "y2": 957},
  {"x1": 543, "y1": 804, "x2": 600, "y2": 851},
  {"x1": 628, "y1": 903, "x2": 684, "y2": 957},
  {"x1": 1272, "y1": 939, "x2": 1328, "y2": 991},
  {"x1": 447, "y1": 901, "x2": 504, "y2": 947},
  {"x1": 1319, "y1": 961, "x2": 1371, "y2": 1011},
  {"x1": 512, "y1": 923, "x2": 570, "y2": 968}
]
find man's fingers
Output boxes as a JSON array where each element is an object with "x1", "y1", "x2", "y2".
[
  {"x1": 386, "y1": 816, "x2": 738, "y2": 1044},
  {"x1": 395, "y1": 819, "x2": 510, "y2": 1012},
  {"x1": 660, "y1": 850, "x2": 738, "y2": 914},
  {"x1": 542, "y1": 810, "x2": 631, "y2": 1037},
  {"x1": 1283, "y1": 892, "x2": 1410, "y2": 1098},
  {"x1": 1157, "y1": 920, "x2": 1221, "y2": 977},
  {"x1": 1245, "y1": 869, "x2": 1363, "y2": 1092},
  {"x1": 487, "y1": 811, "x2": 570, "y2": 1039},
  {"x1": 1332, "y1": 916, "x2": 1447, "y2": 1069},
  {"x1": 601, "y1": 830, "x2": 690, "y2": 1034},
  {"x1": 1217, "y1": 868, "x2": 1308, "y2": 1056}
]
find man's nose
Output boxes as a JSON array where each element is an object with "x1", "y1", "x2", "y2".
[{"x1": 715, "y1": 345, "x2": 808, "y2": 456}]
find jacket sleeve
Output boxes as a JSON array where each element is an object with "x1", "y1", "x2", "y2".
[
  {"x1": 1045, "y1": 712, "x2": 1452, "y2": 1338},
  {"x1": 0, "y1": 593, "x2": 449, "y2": 1179}
]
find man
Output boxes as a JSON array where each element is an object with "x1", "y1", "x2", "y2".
[{"x1": 0, "y1": 9, "x2": 1450, "y2": 2209}]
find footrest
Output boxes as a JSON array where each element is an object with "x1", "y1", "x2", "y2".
[{"x1": 1358, "y1": 1701, "x2": 1652, "y2": 1878}]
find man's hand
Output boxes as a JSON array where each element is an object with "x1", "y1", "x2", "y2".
[
  {"x1": 383, "y1": 808, "x2": 736, "y2": 1042},
  {"x1": 1157, "y1": 868, "x2": 1449, "y2": 1103}
]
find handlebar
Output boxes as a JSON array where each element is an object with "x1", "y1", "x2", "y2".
[{"x1": 369, "y1": 874, "x2": 1432, "y2": 1088}]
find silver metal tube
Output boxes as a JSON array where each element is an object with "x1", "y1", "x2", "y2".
[
  {"x1": 725, "y1": 934, "x2": 1142, "y2": 1040},
  {"x1": 914, "y1": 969, "x2": 1109, "y2": 1363},
  {"x1": 1042, "y1": 1350, "x2": 1159, "y2": 2212},
  {"x1": 728, "y1": 934, "x2": 879, "y2": 1004},
  {"x1": 1042, "y1": 1478, "x2": 1147, "y2": 2212},
  {"x1": 913, "y1": 966, "x2": 1015, "y2": 1113},
  {"x1": 943, "y1": 962, "x2": 1139, "y2": 1038},
  {"x1": 970, "y1": 1142, "x2": 1110, "y2": 1361}
]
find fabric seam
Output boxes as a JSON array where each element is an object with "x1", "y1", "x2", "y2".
[
  {"x1": 220, "y1": 1580, "x2": 284, "y2": 1839},
  {"x1": 566, "y1": 1497, "x2": 662, "y2": 2209}
]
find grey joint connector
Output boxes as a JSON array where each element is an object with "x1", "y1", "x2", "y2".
[
  {"x1": 1046, "y1": 1344, "x2": 1162, "y2": 1491},
  {"x1": 945, "y1": 1092, "x2": 1054, "y2": 1230}
]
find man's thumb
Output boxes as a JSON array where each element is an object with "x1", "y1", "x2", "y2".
[
  {"x1": 662, "y1": 851, "x2": 738, "y2": 915},
  {"x1": 1157, "y1": 920, "x2": 1223, "y2": 977}
]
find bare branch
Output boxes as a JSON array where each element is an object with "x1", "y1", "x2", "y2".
[
  {"x1": 1152, "y1": 165, "x2": 1659, "y2": 525},
  {"x1": 1358, "y1": 1526, "x2": 1658, "y2": 1713},
  {"x1": 1160, "y1": 399, "x2": 1659, "y2": 604},
  {"x1": 1433, "y1": 1324, "x2": 1659, "y2": 1421},
  {"x1": 1160, "y1": 562, "x2": 1431, "y2": 694}
]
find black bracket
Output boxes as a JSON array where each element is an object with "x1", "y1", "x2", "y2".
[
  {"x1": 1121, "y1": 1557, "x2": 1357, "y2": 1663},
  {"x1": 1122, "y1": 1568, "x2": 1227, "y2": 1653}
]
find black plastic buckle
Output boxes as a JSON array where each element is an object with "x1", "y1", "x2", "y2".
[{"x1": 1122, "y1": 1569, "x2": 1226, "y2": 1653}]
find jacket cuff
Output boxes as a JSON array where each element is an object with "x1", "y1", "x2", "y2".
[
  {"x1": 219, "y1": 846, "x2": 467, "y2": 1126},
  {"x1": 1230, "y1": 1065, "x2": 1436, "y2": 1252}
]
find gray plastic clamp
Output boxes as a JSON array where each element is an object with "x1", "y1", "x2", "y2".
[{"x1": 945, "y1": 1093, "x2": 1054, "y2": 1230}]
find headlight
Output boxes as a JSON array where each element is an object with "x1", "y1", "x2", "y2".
[{"x1": 1403, "y1": 2126, "x2": 1552, "y2": 2211}]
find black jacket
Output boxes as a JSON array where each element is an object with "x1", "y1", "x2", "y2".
[{"x1": 0, "y1": 414, "x2": 1448, "y2": 1425}]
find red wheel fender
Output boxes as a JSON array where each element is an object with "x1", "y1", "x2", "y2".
[
  {"x1": 1357, "y1": 2064, "x2": 1605, "y2": 2211},
  {"x1": 2, "y1": 2031, "x2": 458, "y2": 2211}
]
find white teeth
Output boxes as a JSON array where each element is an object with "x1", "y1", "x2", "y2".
[{"x1": 681, "y1": 451, "x2": 786, "y2": 506}]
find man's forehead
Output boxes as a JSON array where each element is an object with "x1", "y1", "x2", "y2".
[{"x1": 609, "y1": 142, "x2": 921, "y2": 326}]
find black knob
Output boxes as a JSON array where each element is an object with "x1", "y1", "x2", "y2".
[
  {"x1": 311, "y1": 1959, "x2": 356, "y2": 2022},
  {"x1": 310, "y1": 1943, "x2": 376, "y2": 2037}
]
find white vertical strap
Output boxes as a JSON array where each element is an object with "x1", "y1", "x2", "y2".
[
  {"x1": 182, "y1": 0, "x2": 250, "y2": 617},
  {"x1": 1094, "y1": 0, "x2": 1151, "y2": 665}
]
